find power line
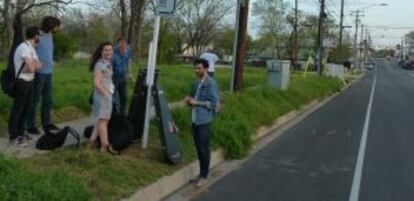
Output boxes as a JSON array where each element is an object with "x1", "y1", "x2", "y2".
[
  {"x1": 326, "y1": 0, "x2": 340, "y2": 15},
  {"x1": 367, "y1": 26, "x2": 414, "y2": 30}
]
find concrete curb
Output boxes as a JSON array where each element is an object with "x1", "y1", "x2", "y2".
[
  {"x1": 124, "y1": 74, "x2": 365, "y2": 201},
  {"x1": 123, "y1": 150, "x2": 225, "y2": 201}
]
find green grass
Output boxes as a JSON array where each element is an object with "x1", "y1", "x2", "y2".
[
  {"x1": 0, "y1": 154, "x2": 91, "y2": 201},
  {"x1": 0, "y1": 59, "x2": 344, "y2": 201},
  {"x1": 0, "y1": 59, "x2": 265, "y2": 136},
  {"x1": 17, "y1": 121, "x2": 198, "y2": 201}
]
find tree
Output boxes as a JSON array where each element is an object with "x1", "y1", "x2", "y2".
[
  {"x1": 252, "y1": 0, "x2": 288, "y2": 59},
  {"x1": 119, "y1": 0, "x2": 128, "y2": 37},
  {"x1": 173, "y1": 0, "x2": 234, "y2": 57},
  {"x1": 286, "y1": 8, "x2": 305, "y2": 67},
  {"x1": 157, "y1": 19, "x2": 181, "y2": 63},
  {"x1": 128, "y1": 0, "x2": 146, "y2": 63},
  {"x1": 0, "y1": 0, "x2": 13, "y2": 59},
  {"x1": 53, "y1": 32, "x2": 76, "y2": 61},
  {"x1": 328, "y1": 42, "x2": 352, "y2": 64},
  {"x1": 215, "y1": 27, "x2": 235, "y2": 56},
  {"x1": 406, "y1": 31, "x2": 414, "y2": 41},
  {"x1": 7, "y1": 0, "x2": 75, "y2": 69}
]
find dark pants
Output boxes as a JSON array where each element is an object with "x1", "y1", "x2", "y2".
[
  {"x1": 9, "y1": 80, "x2": 33, "y2": 140},
  {"x1": 113, "y1": 74, "x2": 127, "y2": 115},
  {"x1": 27, "y1": 73, "x2": 52, "y2": 131},
  {"x1": 192, "y1": 123, "x2": 211, "y2": 178},
  {"x1": 208, "y1": 72, "x2": 214, "y2": 77}
]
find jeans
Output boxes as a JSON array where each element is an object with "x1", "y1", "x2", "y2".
[
  {"x1": 9, "y1": 80, "x2": 33, "y2": 140},
  {"x1": 113, "y1": 74, "x2": 127, "y2": 115},
  {"x1": 27, "y1": 73, "x2": 52, "y2": 131},
  {"x1": 192, "y1": 123, "x2": 211, "y2": 178}
]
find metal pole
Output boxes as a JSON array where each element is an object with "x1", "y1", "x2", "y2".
[{"x1": 142, "y1": 15, "x2": 161, "y2": 149}]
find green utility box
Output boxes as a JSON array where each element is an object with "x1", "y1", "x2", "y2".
[{"x1": 266, "y1": 60, "x2": 290, "y2": 90}]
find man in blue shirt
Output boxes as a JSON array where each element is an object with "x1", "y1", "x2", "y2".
[
  {"x1": 111, "y1": 37, "x2": 132, "y2": 115},
  {"x1": 185, "y1": 58, "x2": 220, "y2": 188},
  {"x1": 27, "y1": 16, "x2": 61, "y2": 135}
]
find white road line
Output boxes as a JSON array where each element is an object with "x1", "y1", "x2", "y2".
[{"x1": 348, "y1": 72, "x2": 377, "y2": 201}]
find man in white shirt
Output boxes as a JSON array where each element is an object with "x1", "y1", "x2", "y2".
[
  {"x1": 200, "y1": 48, "x2": 219, "y2": 77},
  {"x1": 8, "y1": 26, "x2": 42, "y2": 147}
]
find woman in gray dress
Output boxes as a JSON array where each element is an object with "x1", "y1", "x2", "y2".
[{"x1": 89, "y1": 42, "x2": 116, "y2": 153}]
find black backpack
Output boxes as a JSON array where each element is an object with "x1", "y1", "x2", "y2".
[
  {"x1": 1, "y1": 62, "x2": 25, "y2": 97},
  {"x1": 36, "y1": 126, "x2": 81, "y2": 150}
]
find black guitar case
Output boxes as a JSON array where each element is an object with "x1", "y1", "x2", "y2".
[
  {"x1": 152, "y1": 85, "x2": 182, "y2": 164},
  {"x1": 128, "y1": 69, "x2": 149, "y2": 140}
]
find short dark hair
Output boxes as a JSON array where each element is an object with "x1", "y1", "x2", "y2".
[
  {"x1": 193, "y1": 58, "x2": 209, "y2": 69},
  {"x1": 41, "y1": 16, "x2": 61, "y2": 33},
  {"x1": 117, "y1": 37, "x2": 128, "y2": 44},
  {"x1": 26, "y1": 26, "x2": 40, "y2": 39}
]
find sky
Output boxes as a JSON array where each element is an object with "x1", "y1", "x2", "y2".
[
  {"x1": 249, "y1": 0, "x2": 413, "y2": 49},
  {"x1": 69, "y1": 0, "x2": 411, "y2": 50}
]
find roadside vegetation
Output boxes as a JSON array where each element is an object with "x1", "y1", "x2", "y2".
[
  {"x1": 0, "y1": 60, "x2": 265, "y2": 136},
  {"x1": 0, "y1": 63, "x2": 343, "y2": 200}
]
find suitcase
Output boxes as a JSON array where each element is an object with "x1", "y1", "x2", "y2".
[{"x1": 152, "y1": 85, "x2": 182, "y2": 164}]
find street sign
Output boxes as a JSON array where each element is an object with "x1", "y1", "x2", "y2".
[{"x1": 158, "y1": 0, "x2": 176, "y2": 16}]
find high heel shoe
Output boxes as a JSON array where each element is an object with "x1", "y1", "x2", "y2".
[
  {"x1": 89, "y1": 140, "x2": 97, "y2": 149},
  {"x1": 107, "y1": 146, "x2": 120, "y2": 155}
]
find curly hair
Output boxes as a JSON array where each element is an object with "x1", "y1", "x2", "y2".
[
  {"x1": 90, "y1": 41, "x2": 112, "y2": 72},
  {"x1": 41, "y1": 16, "x2": 61, "y2": 33}
]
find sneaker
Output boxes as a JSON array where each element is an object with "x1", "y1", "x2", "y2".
[
  {"x1": 195, "y1": 178, "x2": 208, "y2": 188},
  {"x1": 9, "y1": 137, "x2": 28, "y2": 148},
  {"x1": 190, "y1": 176, "x2": 202, "y2": 183},
  {"x1": 27, "y1": 127, "x2": 41, "y2": 135},
  {"x1": 47, "y1": 123, "x2": 60, "y2": 131}
]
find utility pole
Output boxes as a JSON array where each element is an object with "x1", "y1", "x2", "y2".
[
  {"x1": 292, "y1": 0, "x2": 298, "y2": 68},
  {"x1": 339, "y1": 0, "x2": 345, "y2": 48},
  {"x1": 365, "y1": 26, "x2": 369, "y2": 62},
  {"x1": 231, "y1": 0, "x2": 249, "y2": 92},
  {"x1": 352, "y1": 10, "x2": 363, "y2": 69},
  {"x1": 317, "y1": 0, "x2": 326, "y2": 75},
  {"x1": 401, "y1": 38, "x2": 404, "y2": 61},
  {"x1": 360, "y1": 24, "x2": 364, "y2": 67}
]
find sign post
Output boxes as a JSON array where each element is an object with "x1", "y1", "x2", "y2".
[{"x1": 142, "y1": 0, "x2": 176, "y2": 149}]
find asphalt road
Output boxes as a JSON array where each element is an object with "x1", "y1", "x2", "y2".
[{"x1": 191, "y1": 59, "x2": 414, "y2": 201}]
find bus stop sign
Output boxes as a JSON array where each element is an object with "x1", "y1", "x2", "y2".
[{"x1": 158, "y1": 0, "x2": 176, "y2": 16}]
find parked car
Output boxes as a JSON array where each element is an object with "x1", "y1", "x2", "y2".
[
  {"x1": 402, "y1": 62, "x2": 414, "y2": 70},
  {"x1": 365, "y1": 61, "x2": 375, "y2": 70}
]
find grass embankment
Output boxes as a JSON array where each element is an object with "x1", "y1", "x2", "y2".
[
  {"x1": 0, "y1": 64, "x2": 343, "y2": 201},
  {"x1": 0, "y1": 59, "x2": 265, "y2": 136},
  {"x1": 0, "y1": 154, "x2": 91, "y2": 201}
]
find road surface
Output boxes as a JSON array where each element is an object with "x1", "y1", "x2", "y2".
[{"x1": 189, "y1": 59, "x2": 414, "y2": 201}]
